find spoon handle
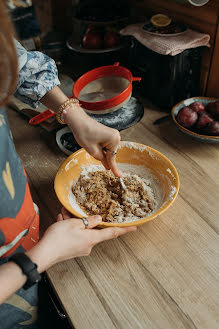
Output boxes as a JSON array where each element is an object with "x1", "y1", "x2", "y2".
[{"x1": 120, "y1": 177, "x2": 127, "y2": 191}]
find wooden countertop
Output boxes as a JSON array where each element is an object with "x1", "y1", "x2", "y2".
[{"x1": 7, "y1": 101, "x2": 219, "y2": 329}]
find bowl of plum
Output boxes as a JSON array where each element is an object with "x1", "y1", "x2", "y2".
[{"x1": 171, "y1": 97, "x2": 219, "y2": 142}]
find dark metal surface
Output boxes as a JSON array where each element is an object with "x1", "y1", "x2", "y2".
[
  {"x1": 88, "y1": 97, "x2": 144, "y2": 130},
  {"x1": 58, "y1": 96, "x2": 144, "y2": 153}
]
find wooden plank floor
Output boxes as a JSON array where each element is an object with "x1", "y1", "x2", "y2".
[{"x1": 8, "y1": 100, "x2": 219, "y2": 329}]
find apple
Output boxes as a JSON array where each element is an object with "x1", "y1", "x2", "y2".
[
  {"x1": 176, "y1": 106, "x2": 198, "y2": 128},
  {"x1": 103, "y1": 31, "x2": 120, "y2": 48},
  {"x1": 205, "y1": 101, "x2": 219, "y2": 120},
  {"x1": 189, "y1": 101, "x2": 205, "y2": 113},
  {"x1": 82, "y1": 29, "x2": 103, "y2": 49},
  {"x1": 196, "y1": 111, "x2": 213, "y2": 130},
  {"x1": 205, "y1": 121, "x2": 219, "y2": 136}
]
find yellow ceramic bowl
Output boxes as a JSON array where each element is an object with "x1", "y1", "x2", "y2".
[{"x1": 54, "y1": 142, "x2": 180, "y2": 227}]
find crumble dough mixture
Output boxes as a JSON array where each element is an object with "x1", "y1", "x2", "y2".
[{"x1": 72, "y1": 170, "x2": 157, "y2": 222}]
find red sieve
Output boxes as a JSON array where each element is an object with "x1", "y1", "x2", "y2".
[{"x1": 73, "y1": 62, "x2": 141, "y2": 113}]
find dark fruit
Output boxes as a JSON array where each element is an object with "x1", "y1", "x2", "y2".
[
  {"x1": 205, "y1": 101, "x2": 219, "y2": 120},
  {"x1": 196, "y1": 111, "x2": 213, "y2": 130},
  {"x1": 85, "y1": 25, "x2": 96, "y2": 34},
  {"x1": 205, "y1": 102, "x2": 215, "y2": 113},
  {"x1": 176, "y1": 107, "x2": 198, "y2": 128},
  {"x1": 189, "y1": 101, "x2": 205, "y2": 113},
  {"x1": 205, "y1": 121, "x2": 219, "y2": 136},
  {"x1": 103, "y1": 31, "x2": 120, "y2": 48},
  {"x1": 82, "y1": 30, "x2": 103, "y2": 49}
]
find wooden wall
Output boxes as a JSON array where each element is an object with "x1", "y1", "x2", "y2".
[
  {"x1": 33, "y1": 0, "x2": 219, "y2": 97},
  {"x1": 207, "y1": 21, "x2": 219, "y2": 96},
  {"x1": 129, "y1": 0, "x2": 219, "y2": 97},
  {"x1": 33, "y1": 0, "x2": 78, "y2": 34},
  {"x1": 33, "y1": 0, "x2": 53, "y2": 33}
]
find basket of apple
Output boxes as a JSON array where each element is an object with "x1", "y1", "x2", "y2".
[{"x1": 171, "y1": 97, "x2": 219, "y2": 142}]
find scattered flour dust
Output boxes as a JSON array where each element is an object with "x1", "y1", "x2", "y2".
[
  {"x1": 118, "y1": 141, "x2": 158, "y2": 160},
  {"x1": 68, "y1": 163, "x2": 165, "y2": 223},
  {"x1": 65, "y1": 158, "x2": 78, "y2": 172},
  {"x1": 118, "y1": 141, "x2": 145, "y2": 152}
]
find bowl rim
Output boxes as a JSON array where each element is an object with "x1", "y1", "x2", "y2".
[
  {"x1": 54, "y1": 142, "x2": 180, "y2": 227},
  {"x1": 171, "y1": 96, "x2": 219, "y2": 140}
]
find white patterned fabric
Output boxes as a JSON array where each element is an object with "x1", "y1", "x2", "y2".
[{"x1": 14, "y1": 40, "x2": 60, "y2": 108}]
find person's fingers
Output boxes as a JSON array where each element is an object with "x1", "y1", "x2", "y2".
[
  {"x1": 71, "y1": 215, "x2": 102, "y2": 229},
  {"x1": 103, "y1": 130, "x2": 122, "y2": 177},
  {"x1": 105, "y1": 150, "x2": 122, "y2": 177},
  {"x1": 95, "y1": 145, "x2": 110, "y2": 170},
  {"x1": 88, "y1": 145, "x2": 105, "y2": 162},
  {"x1": 93, "y1": 226, "x2": 137, "y2": 244},
  {"x1": 86, "y1": 145, "x2": 110, "y2": 170},
  {"x1": 101, "y1": 154, "x2": 110, "y2": 171},
  {"x1": 61, "y1": 207, "x2": 72, "y2": 220},
  {"x1": 85, "y1": 215, "x2": 102, "y2": 229},
  {"x1": 102, "y1": 160, "x2": 110, "y2": 171},
  {"x1": 57, "y1": 213, "x2": 63, "y2": 222}
]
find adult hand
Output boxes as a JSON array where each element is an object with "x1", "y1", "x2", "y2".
[
  {"x1": 27, "y1": 209, "x2": 136, "y2": 272},
  {"x1": 40, "y1": 87, "x2": 122, "y2": 177},
  {"x1": 63, "y1": 106, "x2": 122, "y2": 177}
]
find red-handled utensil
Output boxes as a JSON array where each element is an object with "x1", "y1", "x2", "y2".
[
  {"x1": 132, "y1": 77, "x2": 142, "y2": 82},
  {"x1": 29, "y1": 109, "x2": 56, "y2": 125}
]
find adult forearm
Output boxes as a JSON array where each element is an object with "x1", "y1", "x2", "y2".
[
  {"x1": 40, "y1": 85, "x2": 91, "y2": 133},
  {"x1": 0, "y1": 241, "x2": 54, "y2": 304},
  {"x1": 39, "y1": 85, "x2": 86, "y2": 124},
  {"x1": 40, "y1": 86, "x2": 70, "y2": 112},
  {"x1": 0, "y1": 261, "x2": 26, "y2": 304}
]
